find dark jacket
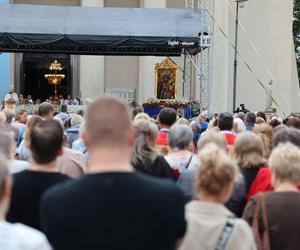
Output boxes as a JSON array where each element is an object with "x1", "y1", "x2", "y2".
[{"x1": 133, "y1": 156, "x2": 175, "y2": 181}]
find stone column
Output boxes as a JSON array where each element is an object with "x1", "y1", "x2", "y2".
[
  {"x1": 80, "y1": 0, "x2": 104, "y2": 101},
  {"x1": 209, "y1": 0, "x2": 229, "y2": 113},
  {"x1": 138, "y1": 0, "x2": 166, "y2": 104},
  {"x1": 13, "y1": 53, "x2": 22, "y2": 95},
  {"x1": 0, "y1": 0, "x2": 10, "y2": 100},
  {"x1": 70, "y1": 55, "x2": 80, "y2": 98},
  {"x1": 10, "y1": 54, "x2": 14, "y2": 87}
]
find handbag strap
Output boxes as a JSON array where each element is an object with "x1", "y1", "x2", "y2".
[
  {"x1": 184, "y1": 154, "x2": 194, "y2": 170},
  {"x1": 251, "y1": 193, "x2": 271, "y2": 250},
  {"x1": 252, "y1": 193, "x2": 263, "y2": 231},
  {"x1": 215, "y1": 217, "x2": 236, "y2": 250},
  {"x1": 260, "y1": 194, "x2": 271, "y2": 250}
]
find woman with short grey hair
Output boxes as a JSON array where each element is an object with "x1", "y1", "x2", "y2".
[
  {"x1": 165, "y1": 124, "x2": 200, "y2": 202},
  {"x1": 244, "y1": 143, "x2": 300, "y2": 249},
  {"x1": 168, "y1": 124, "x2": 194, "y2": 152},
  {"x1": 165, "y1": 124, "x2": 200, "y2": 200}
]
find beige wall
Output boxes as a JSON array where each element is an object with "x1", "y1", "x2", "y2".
[
  {"x1": 104, "y1": 0, "x2": 140, "y2": 95},
  {"x1": 223, "y1": 0, "x2": 300, "y2": 114},
  {"x1": 80, "y1": 0, "x2": 105, "y2": 100},
  {"x1": 104, "y1": 56, "x2": 139, "y2": 90},
  {"x1": 138, "y1": 0, "x2": 166, "y2": 103},
  {"x1": 210, "y1": 0, "x2": 230, "y2": 112},
  {"x1": 104, "y1": 0, "x2": 139, "y2": 8},
  {"x1": 166, "y1": 0, "x2": 184, "y2": 9},
  {"x1": 13, "y1": 0, "x2": 80, "y2": 5}
]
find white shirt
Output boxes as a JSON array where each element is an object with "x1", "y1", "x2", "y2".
[
  {"x1": 0, "y1": 221, "x2": 51, "y2": 250},
  {"x1": 8, "y1": 159, "x2": 29, "y2": 175},
  {"x1": 165, "y1": 152, "x2": 199, "y2": 174},
  {"x1": 17, "y1": 140, "x2": 32, "y2": 162}
]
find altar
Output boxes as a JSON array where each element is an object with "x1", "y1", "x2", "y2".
[
  {"x1": 143, "y1": 105, "x2": 191, "y2": 119},
  {"x1": 142, "y1": 58, "x2": 192, "y2": 119}
]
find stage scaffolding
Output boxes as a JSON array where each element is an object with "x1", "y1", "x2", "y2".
[{"x1": 182, "y1": 0, "x2": 213, "y2": 113}]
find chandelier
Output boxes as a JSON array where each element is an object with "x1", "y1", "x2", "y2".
[{"x1": 44, "y1": 60, "x2": 65, "y2": 96}]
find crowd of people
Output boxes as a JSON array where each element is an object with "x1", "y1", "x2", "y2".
[
  {"x1": 0, "y1": 96, "x2": 299, "y2": 249},
  {"x1": 5, "y1": 94, "x2": 82, "y2": 106}
]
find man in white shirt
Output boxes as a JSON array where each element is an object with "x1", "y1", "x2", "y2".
[{"x1": 0, "y1": 156, "x2": 51, "y2": 250}]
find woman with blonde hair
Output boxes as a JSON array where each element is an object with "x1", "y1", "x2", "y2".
[
  {"x1": 133, "y1": 112, "x2": 151, "y2": 123},
  {"x1": 253, "y1": 123, "x2": 273, "y2": 159},
  {"x1": 233, "y1": 132, "x2": 266, "y2": 195},
  {"x1": 243, "y1": 143, "x2": 300, "y2": 250},
  {"x1": 197, "y1": 130, "x2": 227, "y2": 151},
  {"x1": 176, "y1": 118, "x2": 189, "y2": 126},
  {"x1": 198, "y1": 130, "x2": 247, "y2": 217},
  {"x1": 180, "y1": 143, "x2": 256, "y2": 250},
  {"x1": 131, "y1": 120, "x2": 174, "y2": 179}
]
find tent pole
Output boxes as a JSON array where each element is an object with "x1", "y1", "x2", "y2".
[
  {"x1": 182, "y1": 49, "x2": 187, "y2": 98},
  {"x1": 189, "y1": 53, "x2": 193, "y2": 119},
  {"x1": 189, "y1": 55, "x2": 193, "y2": 102}
]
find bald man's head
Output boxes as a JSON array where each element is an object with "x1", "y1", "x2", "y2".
[{"x1": 85, "y1": 96, "x2": 131, "y2": 148}]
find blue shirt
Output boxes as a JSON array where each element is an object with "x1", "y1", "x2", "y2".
[
  {"x1": 246, "y1": 124, "x2": 254, "y2": 131},
  {"x1": 200, "y1": 121, "x2": 208, "y2": 133}
]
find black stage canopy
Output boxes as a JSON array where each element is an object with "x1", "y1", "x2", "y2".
[{"x1": 0, "y1": 4, "x2": 208, "y2": 56}]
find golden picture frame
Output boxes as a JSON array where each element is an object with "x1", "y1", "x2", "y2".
[{"x1": 155, "y1": 58, "x2": 178, "y2": 100}]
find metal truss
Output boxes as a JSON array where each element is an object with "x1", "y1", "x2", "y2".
[{"x1": 183, "y1": 0, "x2": 213, "y2": 112}]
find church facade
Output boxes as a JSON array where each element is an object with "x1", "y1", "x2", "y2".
[{"x1": 1, "y1": 0, "x2": 299, "y2": 115}]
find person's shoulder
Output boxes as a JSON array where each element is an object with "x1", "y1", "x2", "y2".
[
  {"x1": 156, "y1": 131, "x2": 168, "y2": 142},
  {"x1": 12, "y1": 169, "x2": 29, "y2": 179},
  {"x1": 234, "y1": 218, "x2": 252, "y2": 232},
  {"x1": 63, "y1": 147, "x2": 85, "y2": 158},
  {"x1": 8, "y1": 160, "x2": 29, "y2": 175},
  {"x1": 191, "y1": 154, "x2": 200, "y2": 165},
  {"x1": 257, "y1": 167, "x2": 271, "y2": 176},
  {"x1": 54, "y1": 172, "x2": 73, "y2": 181},
  {"x1": 10, "y1": 159, "x2": 29, "y2": 168},
  {"x1": 13, "y1": 170, "x2": 70, "y2": 187},
  {"x1": 13, "y1": 223, "x2": 47, "y2": 240},
  {"x1": 134, "y1": 172, "x2": 182, "y2": 196},
  {"x1": 265, "y1": 190, "x2": 300, "y2": 201},
  {"x1": 154, "y1": 155, "x2": 169, "y2": 166},
  {"x1": 42, "y1": 177, "x2": 76, "y2": 202},
  {"x1": 231, "y1": 218, "x2": 255, "y2": 244},
  {"x1": 9, "y1": 223, "x2": 51, "y2": 249}
]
